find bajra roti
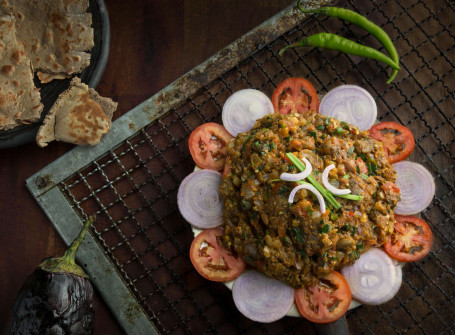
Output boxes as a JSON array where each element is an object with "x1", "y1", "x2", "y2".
[
  {"x1": 0, "y1": 15, "x2": 43, "y2": 130},
  {"x1": 36, "y1": 77, "x2": 117, "y2": 147},
  {"x1": 1, "y1": 0, "x2": 94, "y2": 83}
]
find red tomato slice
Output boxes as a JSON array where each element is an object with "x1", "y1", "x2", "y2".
[
  {"x1": 272, "y1": 77, "x2": 319, "y2": 115},
  {"x1": 295, "y1": 271, "x2": 351, "y2": 323},
  {"x1": 189, "y1": 123, "x2": 233, "y2": 170},
  {"x1": 384, "y1": 215, "x2": 433, "y2": 262},
  {"x1": 369, "y1": 122, "x2": 415, "y2": 164},
  {"x1": 190, "y1": 227, "x2": 246, "y2": 282}
]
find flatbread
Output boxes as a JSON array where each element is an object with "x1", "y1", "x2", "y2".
[
  {"x1": 36, "y1": 77, "x2": 117, "y2": 147},
  {"x1": 1, "y1": 0, "x2": 94, "y2": 83},
  {"x1": 0, "y1": 15, "x2": 43, "y2": 130}
]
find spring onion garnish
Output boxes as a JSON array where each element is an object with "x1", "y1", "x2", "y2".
[
  {"x1": 336, "y1": 193, "x2": 363, "y2": 201},
  {"x1": 322, "y1": 164, "x2": 351, "y2": 195},
  {"x1": 286, "y1": 153, "x2": 341, "y2": 209},
  {"x1": 280, "y1": 157, "x2": 313, "y2": 181},
  {"x1": 288, "y1": 182, "x2": 326, "y2": 214}
]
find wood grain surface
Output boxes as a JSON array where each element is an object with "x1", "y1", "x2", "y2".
[{"x1": 0, "y1": 1, "x2": 293, "y2": 334}]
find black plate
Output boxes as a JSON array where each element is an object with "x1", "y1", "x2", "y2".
[{"x1": 0, "y1": 0, "x2": 110, "y2": 149}]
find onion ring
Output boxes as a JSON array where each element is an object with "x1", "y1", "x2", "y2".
[
  {"x1": 280, "y1": 157, "x2": 313, "y2": 181},
  {"x1": 393, "y1": 161, "x2": 435, "y2": 215},
  {"x1": 232, "y1": 269, "x2": 294, "y2": 323},
  {"x1": 222, "y1": 89, "x2": 274, "y2": 136},
  {"x1": 322, "y1": 164, "x2": 351, "y2": 195},
  {"x1": 177, "y1": 169, "x2": 223, "y2": 229},
  {"x1": 289, "y1": 183, "x2": 326, "y2": 214},
  {"x1": 319, "y1": 85, "x2": 377, "y2": 131},
  {"x1": 341, "y1": 248, "x2": 402, "y2": 305}
]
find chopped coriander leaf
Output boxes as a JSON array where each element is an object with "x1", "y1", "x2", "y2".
[
  {"x1": 305, "y1": 206, "x2": 313, "y2": 216},
  {"x1": 241, "y1": 135, "x2": 253, "y2": 152},
  {"x1": 325, "y1": 117, "x2": 330, "y2": 125},
  {"x1": 278, "y1": 185, "x2": 291, "y2": 195},
  {"x1": 285, "y1": 136, "x2": 291, "y2": 142},
  {"x1": 300, "y1": 250, "x2": 307, "y2": 258},
  {"x1": 336, "y1": 127, "x2": 345, "y2": 135},
  {"x1": 283, "y1": 236, "x2": 292, "y2": 246},
  {"x1": 319, "y1": 224, "x2": 331, "y2": 234},
  {"x1": 317, "y1": 125, "x2": 325, "y2": 130},
  {"x1": 241, "y1": 199, "x2": 250, "y2": 209},
  {"x1": 347, "y1": 146, "x2": 355, "y2": 156},
  {"x1": 269, "y1": 142, "x2": 276, "y2": 150},
  {"x1": 289, "y1": 227, "x2": 305, "y2": 243},
  {"x1": 308, "y1": 131, "x2": 317, "y2": 140}
]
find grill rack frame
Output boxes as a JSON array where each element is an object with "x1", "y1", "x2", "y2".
[{"x1": 27, "y1": 0, "x2": 455, "y2": 334}]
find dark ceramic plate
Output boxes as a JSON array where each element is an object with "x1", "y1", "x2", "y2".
[{"x1": 0, "y1": 0, "x2": 110, "y2": 149}]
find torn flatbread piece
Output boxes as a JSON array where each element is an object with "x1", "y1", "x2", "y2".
[
  {"x1": 0, "y1": 15, "x2": 43, "y2": 130},
  {"x1": 1, "y1": 0, "x2": 94, "y2": 83},
  {"x1": 36, "y1": 77, "x2": 117, "y2": 147}
]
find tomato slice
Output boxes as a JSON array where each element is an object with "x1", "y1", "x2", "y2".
[
  {"x1": 295, "y1": 271, "x2": 351, "y2": 323},
  {"x1": 369, "y1": 122, "x2": 415, "y2": 164},
  {"x1": 384, "y1": 215, "x2": 433, "y2": 262},
  {"x1": 189, "y1": 123, "x2": 233, "y2": 170},
  {"x1": 190, "y1": 227, "x2": 246, "y2": 282},
  {"x1": 272, "y1": 77, "x2": 319, "y2": 115}
]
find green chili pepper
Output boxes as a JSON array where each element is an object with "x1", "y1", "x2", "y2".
[
  {"x1": 280, "y1": 33, "x2": 399, "y2": 72},
  {"x1": 297, "y1": 3, "x2": 400, "y2": 83}
]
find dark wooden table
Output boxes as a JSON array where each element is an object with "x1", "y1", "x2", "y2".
[{"x1": 0, "y1": 1, "x2": 293, "y2": 334}]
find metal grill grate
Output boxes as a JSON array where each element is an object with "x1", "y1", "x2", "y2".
[{"x1": 27, "y1": 0, "x2": 455, "y2": 334}]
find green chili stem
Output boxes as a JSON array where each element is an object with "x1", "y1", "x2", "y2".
[
  {"x1": 297, "y1": 2, "x2": 399, "y2": 83},
  {"x1": 287, "y1": 153, "x2": 341, "y2": 209},
  {"x1": 280, "y1": 33, "x2": 400, "y2": 71}
]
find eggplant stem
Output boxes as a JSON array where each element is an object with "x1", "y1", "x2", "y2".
[
  {"x1": 39, "y1": 216, "x2": 94, "y2": 278},
  {"x1": 62, "y1": 217, "x2": 93, "y2": 265}
]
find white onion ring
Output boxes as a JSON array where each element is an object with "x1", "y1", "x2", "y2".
[
  {"x1": 288, "y1": 183, "x2": 326, "y2": 214},
  {"x1": 393, "y1": 161, "x2": 435, "y2": 215},
  {"x1": 177, "y1": 169, "x2": 223, "y2": 229},
  {"x1": 232, "y1": 269, "x2": 294, "y2": 323},
  {"x1": 322, "y1": 164, "x2": 351, "y2": 195},
  {"x1": 280, "y1": 157, "x2": 313, "y2": 181},
  {"x1": 222, "y1": 89, "x2": 274, "y2": 136},
  {"x1": 341, "y1": 248, "x2": 402, "y2": 305},
  {"x1": 319, "y1": 85, "x2": 377, "y2": 131}
]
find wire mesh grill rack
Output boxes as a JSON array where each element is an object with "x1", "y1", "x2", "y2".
[{"x1": 27, "y1": 0, "x2": 455, "y2": 334}]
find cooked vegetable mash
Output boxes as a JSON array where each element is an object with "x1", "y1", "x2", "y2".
[{"x1": 220, "y1": 112, "x2": 400, "y2": 288}]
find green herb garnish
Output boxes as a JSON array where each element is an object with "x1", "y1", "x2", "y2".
[
  {"x1": 320, "y1": 224, "x2": 331, "y2": 234},
  {"x1": 287, "y1": 153, "x2": 341, "y2": 210}
]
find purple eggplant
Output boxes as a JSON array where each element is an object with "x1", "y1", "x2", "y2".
[{"x1": 10, "y1": 218, "x2": 95, "y2": 335}]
